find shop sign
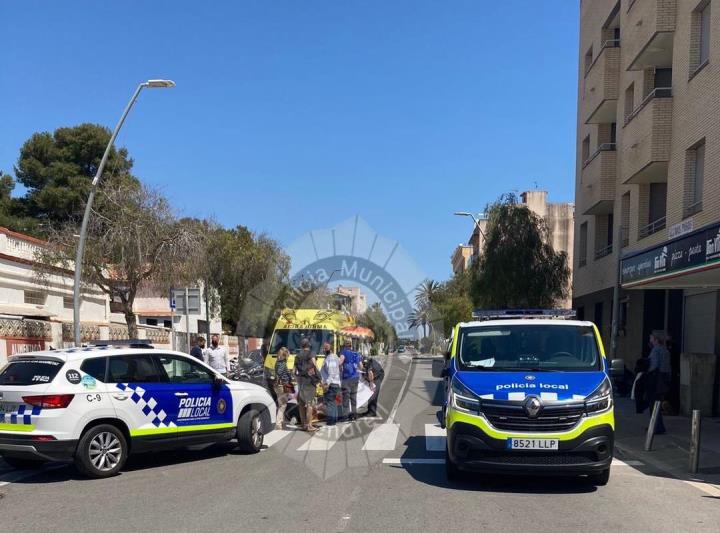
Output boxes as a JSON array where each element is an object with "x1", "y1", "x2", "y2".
[{"x1": 6, "y1": 338, "x2": 46, "y2": 355}]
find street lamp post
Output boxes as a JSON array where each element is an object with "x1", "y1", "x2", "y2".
[
  {"x1": 453, "y1": 211, "x2": 486, "y2": 238},
  {"x1": 73, "y1": 79, "x2": 175, "y2": 346}
]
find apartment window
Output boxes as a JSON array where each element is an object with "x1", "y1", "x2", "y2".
[
  {"x1": 579, "y1": 222, "x2": 588, "y2": 267},
  {"x1": 145, "y1": 318, "x2": 158, "y2": 326},
  {"x1": 684, "y1": 140, "x2": 705, "y2": 217},
  {"x1": 654, "y1": 68, "x2": 673, "y2": 92},
  {"x1": 63, "y1": 296, "x2": 73, "y2": 309},
  {"x1": 701, "y1": 2, "x2": 711, "y2": 65},
  {"x1": 691, "y1": 1, "x2": 712, "y2": 75},
  {"x1": 24, "y1": 290, "x2": 47, "y2": 306},
  {"x1": 610, "y1": 122, "x2": 617, "y2": 144},
  {"x1": 620, "y1": 192, "x2": 631, "y2": 247},
  {"x1": 584, "y1": 45, "x2": 594, "y2": 74},
  {"x1": 582, "y1": 135, "x2": 591, "y2": 165},
  {"x1": 163, "y1": 320, "x2": 172, "y2": 329},
  {"x1": 640, "y1": 183, "x2": 667, "y2": 238},
  {"x1": 594, "y1": 213, "x2": 614, "y2": 259},
  {"x1": 624, "y1": 83, "x2": 635, "y2": 121}
]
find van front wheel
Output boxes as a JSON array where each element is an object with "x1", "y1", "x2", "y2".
[{"x1": 590, "y1": 468, "x2": 610, "y2": 486}]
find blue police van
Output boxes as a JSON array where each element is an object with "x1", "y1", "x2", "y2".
[{"x1": 434, "y1": 310, "x2": 614, "y2": 485}]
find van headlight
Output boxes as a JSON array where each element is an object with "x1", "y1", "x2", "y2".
[
  {"x1": 585, "y1": 377, "x2": 613, "y2": 415},
  {"x1": 450, "y1": 377, "x2": 481, "y2": 414}
]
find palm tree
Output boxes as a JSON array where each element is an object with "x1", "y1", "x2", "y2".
[{"x1": 415, "y1": 279, "x2": 440, "y2": 308}]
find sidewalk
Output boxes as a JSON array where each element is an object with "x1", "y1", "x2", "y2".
[{"x1": 614, "y1": 395, "x2": 720, "y2": 487}]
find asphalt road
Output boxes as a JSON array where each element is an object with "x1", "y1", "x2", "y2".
[{"x1": 1, "y1": 354, "x2": 719, "y2": 532}]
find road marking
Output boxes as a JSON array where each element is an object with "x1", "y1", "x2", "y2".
[
  {"x1": 362, "y1": 423, "x2": 400, "y2": 451},
  {"x1": 262, "y1": 429, "x2": 292, "y2": 448},
  {"x1": 297, "y1": 424, "x2": 350, "y2": 451},
  {"x1": 612, "y1": 459, "x2": 644, "y2": 466},
  {"x1": 387, "y1": 354, "x2": 413, "y2": 424},
  {"x1": 425, "y1": 424, "x2": 446, "y2": 451},
  {"x1": 382, "y1": 458, "x2": 444, "y2": 465},
  {"x1": 684, "y1": 480, "x2": 720, "y2": 497}
]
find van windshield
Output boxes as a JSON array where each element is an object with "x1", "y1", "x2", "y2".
[
  {"x1": 270, "y1": 329, "x2": 335, "y2": 355},
  {"x1": 458, "y1": 324, "x2": 601, "y2": 372}
]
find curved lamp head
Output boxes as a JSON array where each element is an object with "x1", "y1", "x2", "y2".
[
  {"x1": 145, "y1": 79, "x2": 176, "y2": 88},
  {"x1": 454, "y1": 212, "x2": 471, "y2": 217}
]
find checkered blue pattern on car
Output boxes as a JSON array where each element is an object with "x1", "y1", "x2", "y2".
[
  {"x1": 0, "y1": 405, "x2": 42, "y2": 425},
  {"x1": 116, "y1": 383, "x2": 175, "y2": 428}
]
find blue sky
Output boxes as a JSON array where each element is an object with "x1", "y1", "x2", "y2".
[{"x1": 1, "y1": 1, "x2": 579, "y2": 282}]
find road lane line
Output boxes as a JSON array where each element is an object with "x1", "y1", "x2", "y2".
[
  {"x1": 362, "y1": 423, "x2": 400, "y2": 451},
  {"x1": 387, "y1": 354, "x2": 413, "y2": 424},
  {"x1": 262, "y1": 429, "x2": 292, "y2": 448},
  {"x1": 425, "y1": 424, "x2": 446, "y2": 452},
  {"x1": 612, "y1": 459, "x2": 644, "y2": 466},
  {"x1": 382, "y1": 458, "x2": 444, "y2": 465}
]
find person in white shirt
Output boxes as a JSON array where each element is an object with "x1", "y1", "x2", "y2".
[
  {"x1": 320, "y1": 342, "x2": 342, "y2": 426},
  {"x1": 205, "y1": 334, "x2": 229, "y2": 376}
]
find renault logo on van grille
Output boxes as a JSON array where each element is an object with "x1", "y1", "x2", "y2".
[{"x1": 523, "y1": 396, "x2": 543, "y2": 418}]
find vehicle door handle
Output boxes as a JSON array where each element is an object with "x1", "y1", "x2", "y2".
[
  {"x1": 174, "y1": 392, "x2": 189, "y2": 397},
  {"x1": 112, "y1": 393, "x2": 129, "y2": 401}
]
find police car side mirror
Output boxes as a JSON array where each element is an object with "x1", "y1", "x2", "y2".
[
  {"x1": 432, "y1": 359, "x2": 447, "y2": 379},
  {"x1": 213, "y1": 376, "x2": 224, "y2": 390}
]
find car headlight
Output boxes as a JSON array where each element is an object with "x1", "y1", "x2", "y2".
[
  {"x1": 585, "y1": 377, "x2": 613, "y2": 415},
  {"x1": 450, "y1": 376, "x2": 481, "y2": 414}
]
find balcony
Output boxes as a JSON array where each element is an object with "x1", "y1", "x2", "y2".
[
  {"x1": 621, "y1": 88, "x2": 673, "y2": 184},
  {"x1": 639, "y1": 216, "x2": 666, "y2": 239},
  {"x1": 584, "y1": 41, "x2": 620, "y2": 124},
  {"x1": 620, "y1": 225, "x2": 630, "y2": 248},
  {"x1": 580, "y1": 144, "x2": 617, "y2": 215},
  {"x1": 595, "y1": 243, "x2": 614, "y2": 260},
  {"x1": 625, "y1": 0, "x2": 676, "y2": 71}
]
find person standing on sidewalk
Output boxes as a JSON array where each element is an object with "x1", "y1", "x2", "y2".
[
  {"x1": 340, "y1": 339, "x2": 360, "y2": 421},
  {"x1": 190, "y1": 336, "x2": 206, "y2": 361},
  {"x1": 362, "y1": 355, "x2": 384, "y2": 418},
  {"x1": 646, "y1": 330, "x2": 671, "y2": 435},
  {"x1": 273, "y1": 347, "x2": 294, "y2": 430},
  {"x1": 206, "y1": 334, "x2": 230, "y2": 376},
  {"x1": 295, "y1": 338, "x2": 320, "y2": 432},
  {"x1": 320, "y1": 342, "x2": 342, "y2": 426}
]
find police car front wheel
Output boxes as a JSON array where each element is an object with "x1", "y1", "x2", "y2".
[
  {"x1": 237, "y1": 409, "x2": 263, "y2": 453},
  {"x1": 75, "y1": 425, "x2": 128, "y2": 478}
]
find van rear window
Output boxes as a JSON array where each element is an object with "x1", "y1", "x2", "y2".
[{"x1": 0, "y1": 359, "x2": 63, "y2": 385}]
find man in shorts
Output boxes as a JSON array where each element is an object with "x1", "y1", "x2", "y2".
[{"x1": 295, "y1": 338, "x2": 319, "y2": 432}]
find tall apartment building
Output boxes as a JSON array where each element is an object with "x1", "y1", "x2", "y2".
[
  {"x1": 451, "y1": 191, "x2": 574, "y2": 305},
  {"x1": 575, "y1": 0, "x2": 720, "y2": 415}
]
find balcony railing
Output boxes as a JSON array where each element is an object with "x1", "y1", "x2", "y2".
[
  {"x1": 595, "y1": 243, "x2": 614, "y2": 260},
  {"x1": 683, "y1": 200, "x2": 703, "y2": 219},
  {"x1": 582, "y1": 142, "x2": 616, "y2": 168},
  {"x1": 625, "y1": 87, "x2": 672, "y2": 125},
  {"x1": 639, "y1": 216, "x2": 667, "y2": 239}
]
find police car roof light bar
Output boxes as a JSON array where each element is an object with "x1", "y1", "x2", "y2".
[
  {"x1": 472, "y1": 309, "x2": 577, "y2": 320},
  {"x1": 89, "y1": 339, "x2": 155, "y2": 349}
]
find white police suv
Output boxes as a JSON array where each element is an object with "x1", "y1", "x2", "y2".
[{"x1": 0, "y1": 343, "x2": 276, "y2": 478}]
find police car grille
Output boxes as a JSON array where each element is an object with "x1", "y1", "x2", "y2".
[{"x1": 482, "y1": 402, "x2": 585, "y2": 432}]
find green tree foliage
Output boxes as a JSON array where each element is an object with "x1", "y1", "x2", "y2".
[
  {"x1": 204, "y1": 225, "x2": 290, "y2": 337},
  {"x1": 357, "y1": 302, "x2": 398, "y2": 353},
  {"x1": 14, "y1": 124, "x2": 136, "y2": 226},
  {"x1": 36, "y1": 182, "x2": 200, "y2": 338},
  {"x1": 0, "y1": 170, "x2": 37, "y2": 233},
  {"x1": 471, "y1": 193, "x2": 570, "y2": 309},
  {"x1": 431, "y1": 271, "x2": 474, "y2": 338}
]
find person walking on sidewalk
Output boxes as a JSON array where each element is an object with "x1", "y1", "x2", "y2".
[
  {"x1": 295, "y1": 338, "x2": 320, "y2": 432},
  {"x1": 362, "y1": 355, "x2": 384, "y2": 418},
  {"x1": 274, "y1": 347, "x2": 294, "y2": 430},
  {"x1": 646, "y1": 330, "x2": 671, "y2": 435},
  {"x1": 206, "y1": 334, "x2": 230, "y2": 376},
  {"x1": 340, "y1": 339, "x2": 360, "y2": 421},
  {"x1": 320, "y1": 342, "x2": 342, "y2": 426}
]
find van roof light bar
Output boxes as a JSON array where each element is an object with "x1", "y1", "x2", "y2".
[{"x1": 472, "y1": 309, "x2": 577, "y2": 320}]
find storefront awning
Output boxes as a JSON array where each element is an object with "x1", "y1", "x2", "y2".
[{"x1": 621, "y1": 222, "x2": 720, "y2": 289}]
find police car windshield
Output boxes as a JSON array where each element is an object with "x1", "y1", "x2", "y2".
[
  {"x1": 458, "y1": 324, "x2": 601, "y2": 372},
  {"x1": 270, "y1": 329, "x2": 334, "y2": 355}
]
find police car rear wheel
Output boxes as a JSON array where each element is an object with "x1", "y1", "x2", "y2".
[
  {"x1": 237, "y1": 409, "x2": 263, "y2": 453},
  {"x1": 75, "y1": 425, "x2": 128, "y2": 478}
]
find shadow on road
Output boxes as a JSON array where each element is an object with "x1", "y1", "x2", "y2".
[
  {"x1": 3, "y1": 442, "x2": 249, "y2": 484},
  {"x1": 396, "y1": 436, "x2": 598, "y2": 495}
]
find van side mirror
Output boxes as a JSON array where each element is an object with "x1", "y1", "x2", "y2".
[
  {"x1": 610, "y1": 359, "x2": 625, "y2": 379},
  {"x1": 432, "y1": 359, "x2": 447, "y2": 379}
]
